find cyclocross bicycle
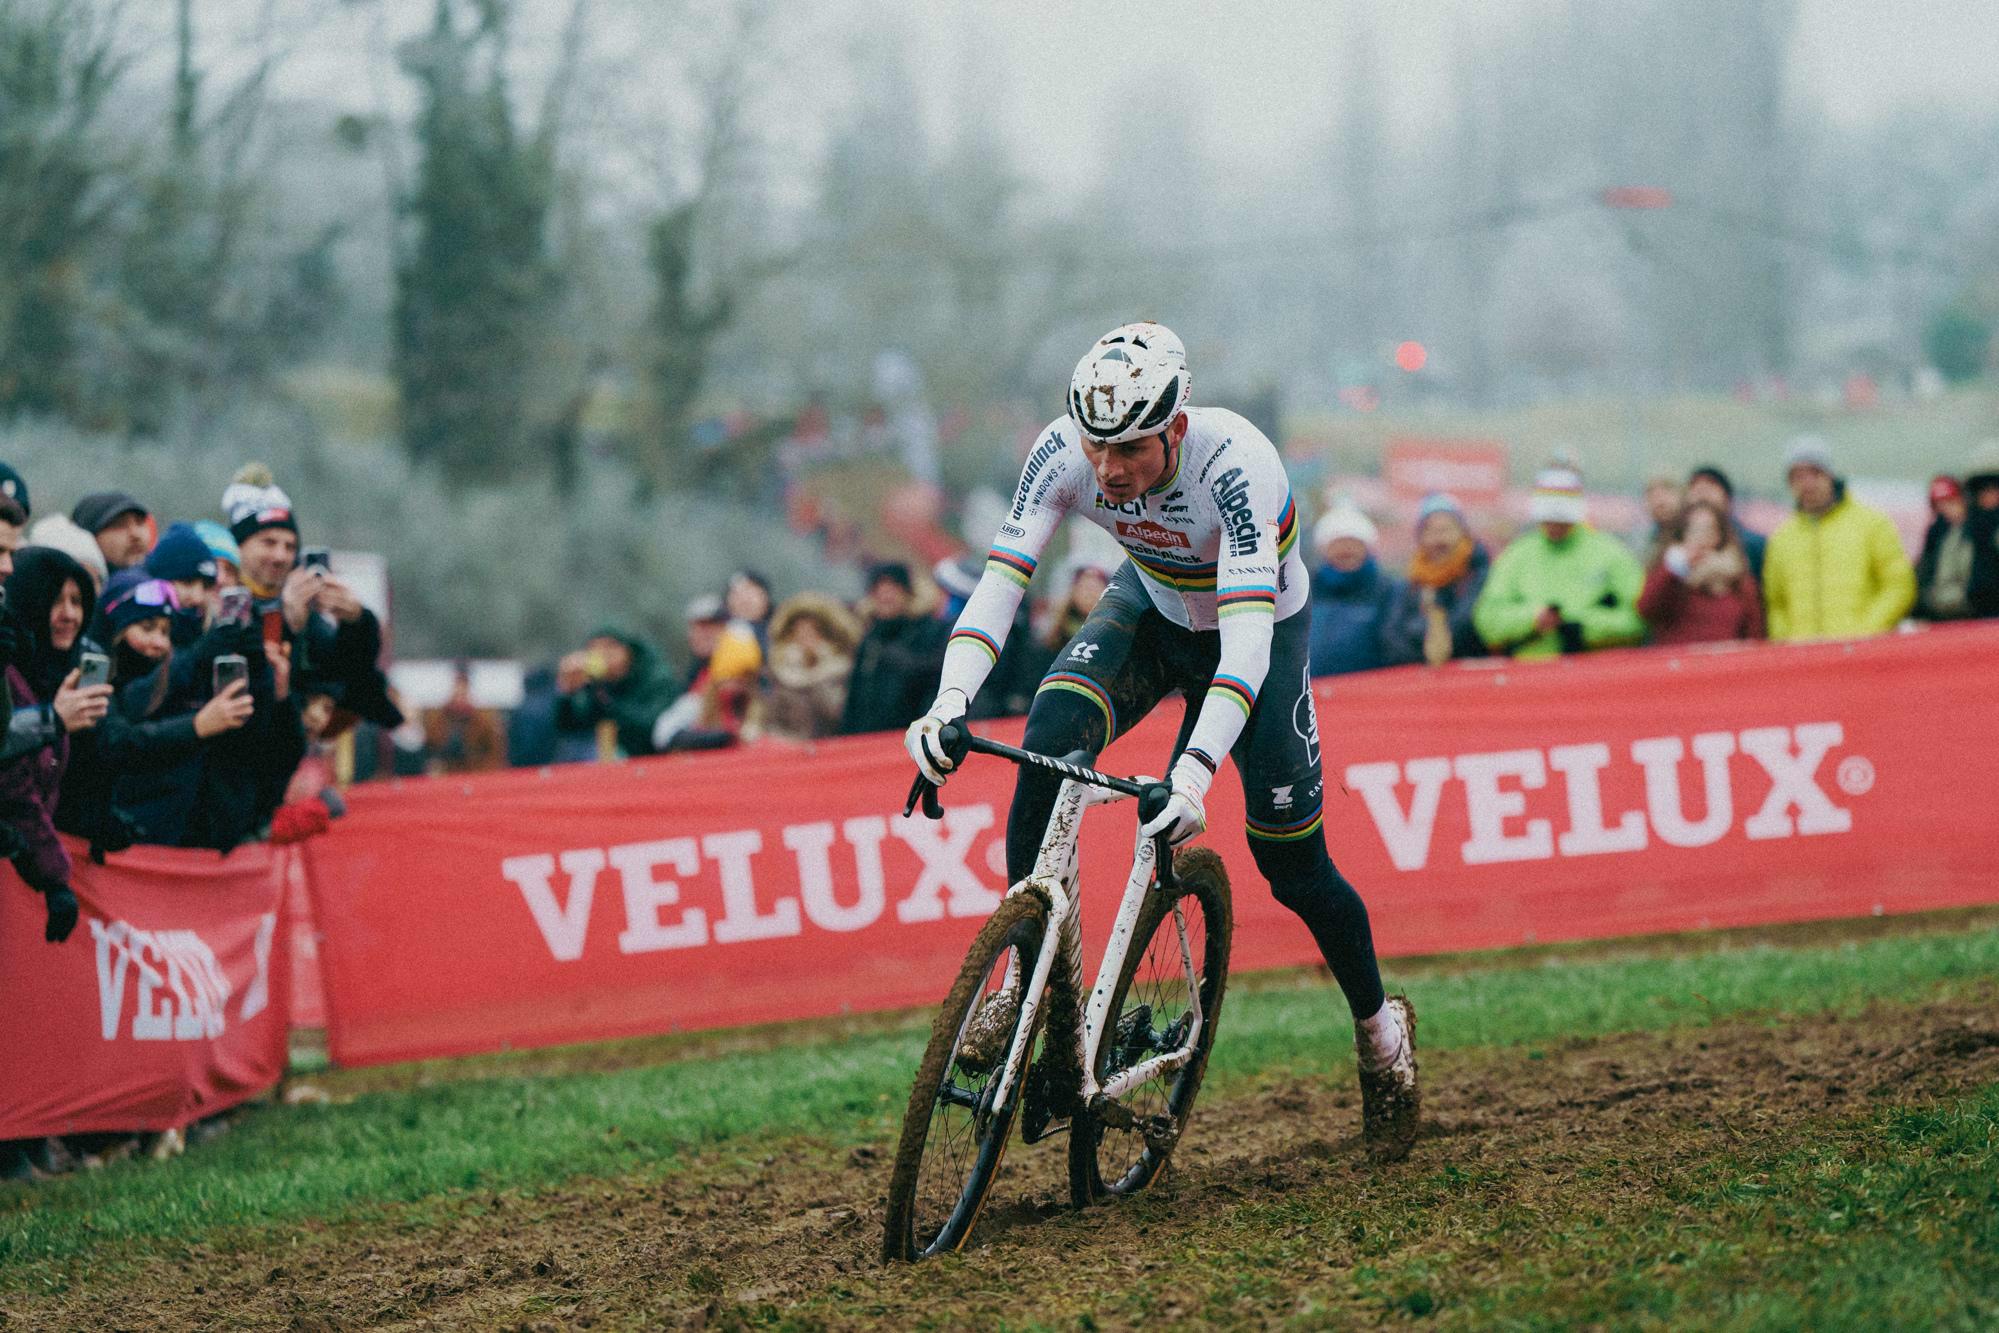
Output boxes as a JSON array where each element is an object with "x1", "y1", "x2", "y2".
[{"x1": 882, "y1": 723, "x2": 1233, "y2": 1262}]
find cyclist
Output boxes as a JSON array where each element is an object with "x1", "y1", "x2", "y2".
[{"x1": 905, "y1": 322, "x2": 1419, "y2": 1162}]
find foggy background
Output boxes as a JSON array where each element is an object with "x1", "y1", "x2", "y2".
[{"x1": 4, "y1": 0, "x2": 1995, "y2": 655}]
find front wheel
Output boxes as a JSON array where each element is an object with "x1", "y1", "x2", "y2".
[
  {"x1": 883, "y1": 892, "x2": 1048, "y2": 1261},
  {"x1": 1070, "y1": 846, "x2": 1232, "y2": 1206}
]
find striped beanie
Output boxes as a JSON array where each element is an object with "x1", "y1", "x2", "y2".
[{"x1": 1528, "y1": 466, "x2": 1587, "y2": 524}]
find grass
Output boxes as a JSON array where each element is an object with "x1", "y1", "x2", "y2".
[
  {"x1": 2, "y1": 918, "x2": 1995, "y2": 1285},
  {"x1": 1300, "y1": 1085, "x2": 1999, "y2": 1331}
]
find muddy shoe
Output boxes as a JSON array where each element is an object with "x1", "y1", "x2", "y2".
[
  {"x1": 1356, "y1": 994, "x2": 1419, "y2": 1163},
  {"x1": 955, "y1": 986, "x2": 1021, "y2": 1077}
]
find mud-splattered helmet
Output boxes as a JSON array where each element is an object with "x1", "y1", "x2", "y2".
[{"x1": 1067, "y1": 322, "x2": 1191, "y2": 444}]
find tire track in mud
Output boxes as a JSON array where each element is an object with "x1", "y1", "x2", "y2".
[{"x1": 8, "y1": 993, "x2": 1996, "y2": 1331}]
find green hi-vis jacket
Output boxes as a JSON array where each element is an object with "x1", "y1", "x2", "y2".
[{"x1": 1473, "y1": 525, "x2": 1645, "y2": 659}]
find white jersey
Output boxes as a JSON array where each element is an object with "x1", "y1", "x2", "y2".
[
  {"x1": 937, "y1": 407, "x2": 1304, "y2": 765},
  {"x1": 993, "y1": 408, "x2": 1306, "y2": 630}
]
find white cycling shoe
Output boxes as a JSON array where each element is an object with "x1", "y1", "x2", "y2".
[{"x1": 1356, "y1": 994, "x2": 1420, "y2": 1163}]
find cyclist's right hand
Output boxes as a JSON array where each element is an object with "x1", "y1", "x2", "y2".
[{"x1": 905, "y1": 689, "x2": 969, "y2": 785}]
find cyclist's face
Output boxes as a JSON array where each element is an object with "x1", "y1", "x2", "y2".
[{"x1": 1081, "y1": 413, "x2": 1185, "y2": 502}]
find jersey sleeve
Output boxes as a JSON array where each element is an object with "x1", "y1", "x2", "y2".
[
  {"x1": 935, "y1": 424, "x2": 1078, "y2": 706},
  {"x1": 1180, "y1": 448, "x2": 1285, "y2": 772}
]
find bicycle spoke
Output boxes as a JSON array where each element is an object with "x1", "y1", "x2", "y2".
[
  {"x1": 1093, "y1": 886, "x2": 1212, "y2": 1192},
  {"x1": 906, "y1": 938, "x2": 1024, "y2": 1253}
]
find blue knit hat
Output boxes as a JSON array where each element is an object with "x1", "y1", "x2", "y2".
[
  {"x1": 99, "y1": 569, "x2": 179, "y2": 637},
  {"x1": 1416, "y1": 492, "x2": 1466, "y2": 532},
  {"x1": 144, "y1": 522, "x2": 220, "y2": 584},
  {"x1": 193, "y1": 520, "x2": 241, "y2": 570}
]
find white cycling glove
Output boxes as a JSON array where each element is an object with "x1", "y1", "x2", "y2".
[
  {"x1": 905, "y1": 689, "x2": 969, "y2": 785},
  {"x1": 1139, "y1": 753, "x2": 1213, "y2": 846}
]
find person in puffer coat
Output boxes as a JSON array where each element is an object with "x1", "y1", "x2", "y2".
[
  {"x1": 1306, "y1": 503, "x2": 1398, "y2": 677},
  {"x1": 749, "y1": 592, "x2": 863, "y2": 742},
  {"x1": 1761, "y1": 436, "x2": 1915, "y2": 642}
]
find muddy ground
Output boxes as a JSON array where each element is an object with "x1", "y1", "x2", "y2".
[{"x1": 7, "y1": 986, "x2": 1996, "y2": 1331}]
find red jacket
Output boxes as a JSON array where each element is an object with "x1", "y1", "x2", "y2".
[{"x1": 1637, "y1": 564, "x2": 1766, "y2": 646}]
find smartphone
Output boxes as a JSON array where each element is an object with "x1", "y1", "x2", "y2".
[
  {"x1": 212, "y1": 653, "x2": 249, "y2": 696},
  {"x1": 78, "y1": 650, "x2": 112, "y2": 690},
  {"x1": 301, "y1": 547, "x2": 332, "y2": 574},
  {"x1": 214, "y1": 585, "x2": 252, "y2": 627}
]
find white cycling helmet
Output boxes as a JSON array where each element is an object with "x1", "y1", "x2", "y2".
[{"x1": 1068, "y1": 321, "x2": 1191, "y2": 444}]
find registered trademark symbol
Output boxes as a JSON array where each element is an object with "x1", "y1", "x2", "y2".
[{"x1": 1836, "y1": 756, "x2": 1875, "y2": 796}]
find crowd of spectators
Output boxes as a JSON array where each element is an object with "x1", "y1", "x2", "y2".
[
  {"x1": 7, "y1": 431, "x2": 1991, "y2": 1179},
  {"x1": 498, "y1": 431, "x2": 1994, "y2": 772},
  {"x1": 0, "y1": 460, "x2": 399, "y2": 1180}
]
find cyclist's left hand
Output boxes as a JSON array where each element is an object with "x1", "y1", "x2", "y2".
[{"x1": 1140, "y1": 754, "x2": 1212, "y2": 846}]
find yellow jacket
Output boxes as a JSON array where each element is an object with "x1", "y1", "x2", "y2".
[{"x1": 1763, "y1": 493, "x2": 1915, "y2": 641}]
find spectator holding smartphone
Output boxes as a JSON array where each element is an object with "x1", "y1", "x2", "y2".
[
  {"x1": 0, "y1": 548, "x2": 108, "y2": 944},
  {"x1": 222, "y1": 463, "x2": 400, "y2": 735},
  {"x1": 54, "y1": 573, "x2": 255, "y2": 857},
  {"x1": 1474, "y1": 466, "x2": 1645, "y2": 658},
  {"x1": 1637, "y1": 501, "x2": 1766, "y2": 645},
  {"x1": 555, "y1": 624, "x2": 679, "y2": 759}
]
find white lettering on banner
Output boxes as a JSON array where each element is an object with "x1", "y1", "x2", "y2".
[
  {"x1": 90, "y1": 919, "x2": 242, "y2": 1042},
  {"x1": 1344, "y1": 758, "x2": 1451, "y2": 872},
  {"x1": 705, "y1": 830, "x2": 803, "y2": 943},
  {"x1": 1548, "y1": 744, "x2": 1648, "y2": 857},
  {"x1": 240, "y1": 910, "x2": 278, "y2": 1022},
  {"x1": 784, "y1": 818, "x2": 889, "y2": 933},
  {"x1": 501, "y1": 848, "x2": 608, "y2": 962},
  {"x1": 1345, "y1": 723, "x2": 1858, "y2": 871},
  {"x1": 1739, "y1": 724, "x2": 1853, "y2": 839},
  {"x1": 1632, "y1": 733, "x2": 1736, "y2": 847},
  {"x1": 891, "y1": 806, "x2": 1003, "y2": 923},
  {"x1": 502, "y1": 804, "x2": 1009, "y2": 960},
  {"x1": 611, "y1": 838, "x2": 708, "y2": 953},
  {"x1": 1455, "y1": 749, "x2": 1555, "y2": 864}
]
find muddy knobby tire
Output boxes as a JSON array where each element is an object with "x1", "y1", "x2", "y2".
[
  {"x1": 882, "y1": 892, "x2": 1049, "y2": 1262},
  {"x1": 1069, "y1": 845, "x2": 1232, "y2": 1207}
]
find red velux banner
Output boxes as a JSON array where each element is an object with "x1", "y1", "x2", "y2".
[
  {"x1": 304, "y1": 624, "x2": 1999, "y2": 1068},
  {"x1": 0, "y1": 839, "x2": 292, "y2": 1140}
]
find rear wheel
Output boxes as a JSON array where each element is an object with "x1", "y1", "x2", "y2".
[
  {"x1": 1069, "y1": 846, "x2": 1231, "y2": 1206},
  {"x1": 883, "y1": 892, "x2": 1048, "y2": 1261}
]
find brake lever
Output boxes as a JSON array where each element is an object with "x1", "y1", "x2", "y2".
[
  {"x1": 1153, "y1": 834, "x2": 1182, "y2": 892},
  {"x1": 903, "y1": 772, "x2": 945, "y2": 821}
]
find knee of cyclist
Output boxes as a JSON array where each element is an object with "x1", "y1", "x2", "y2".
[
  {"x1": 1247, "y1": 831, "x2": 1324, "y2": 886},
  {"x1": 1020, "y1": 693, "x2": 1104, "y2": 759}
]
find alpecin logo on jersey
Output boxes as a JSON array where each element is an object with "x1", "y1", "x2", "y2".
[
  {"x1": 1116, "y1": 519, "x2": 1190, "y2": 549},
  {"x1": 1210, "y1": 466, "x2": 1259, "y2": 556}
]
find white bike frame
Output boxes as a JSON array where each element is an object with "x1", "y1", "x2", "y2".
[{"x1": 981, "y1": 776, "x2": 1209, "y2": 1124}]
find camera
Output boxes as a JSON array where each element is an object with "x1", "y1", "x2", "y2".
[{"x1": 301, "y1": 547, "x2": 332, "y2": 574}]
